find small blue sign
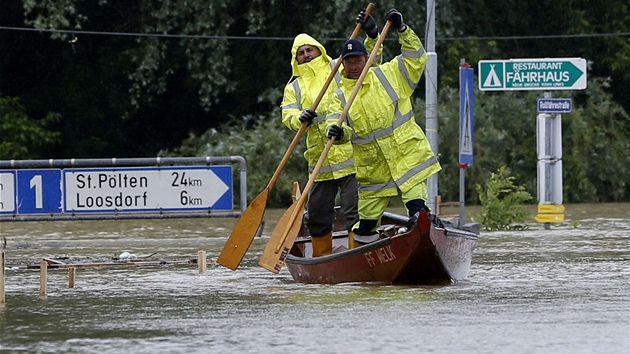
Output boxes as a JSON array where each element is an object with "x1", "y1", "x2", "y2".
[
  {"x1": 16, "y1": 169, "x2": 63, "y2": 214},
  {"x1": 459, "y1": 66, "x2": 475, "y2": 166},
  {"x1": 537, "y1": 98, "x2": 572, "y2": 113}
]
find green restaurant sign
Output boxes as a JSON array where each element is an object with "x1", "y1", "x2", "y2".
[{"x1": 478, "y1": 58, "x2": 587, "y2": 91}]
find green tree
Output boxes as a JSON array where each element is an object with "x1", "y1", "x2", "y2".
[
  {"x1": 563, "y1": 78, "x2": 630, "y2": 201},
  {"x1": 0, "y1": 94, "x2": 60, "y2": 159}
]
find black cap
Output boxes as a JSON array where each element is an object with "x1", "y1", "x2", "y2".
[{"x1": 341, "y1": 39, "x2": 368, "y2": 59}]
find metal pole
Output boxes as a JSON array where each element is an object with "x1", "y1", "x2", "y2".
[
  {"x1": 543, "y1": 91, "x2": 551, "y2": 230},
  {"x1": 459, "y1": 167, "x2": 465, "y2": 225},
  {"x1": 458, "y1": 58, "x2": 469, "y2": 226},
  {"x1": 425, "y1": 0, "x2": 439, "y2": 211}
]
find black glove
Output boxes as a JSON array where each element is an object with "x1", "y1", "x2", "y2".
[
  {"x1": 327, "y1": 124, "x2": 344, "y2": 140},
  {"x1": 385, "y1": 9, "x2": 406, "y2": 32},
  {"x1": 357, "y1": 10, "x2": 378, "y2": 39},
  {"x1": 298, "y1": 109, "x2": 317, "y2": 125}
]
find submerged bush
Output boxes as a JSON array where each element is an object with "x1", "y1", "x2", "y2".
[{"x1": 475, "y1": 166, "x2": 533, "y2": 231}]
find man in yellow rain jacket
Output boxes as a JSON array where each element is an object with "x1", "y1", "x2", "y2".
[
  {"x1": 326, "y1": 9, "x2": 441, "y2": 246},
  {"x1": 281, "y1": 10, "x2": 381, "y2": 256}
]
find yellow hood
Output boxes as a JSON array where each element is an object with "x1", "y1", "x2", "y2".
[{"x1": 290, "y1": 33, "x2": 332, "y2": 77}]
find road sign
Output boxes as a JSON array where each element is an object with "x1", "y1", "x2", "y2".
[
  {"x1": 479, "y1": 58, "x2": 587, "y2": 91},
  {"x1": 538, "y1": 204, "x2": 565, "y2": 213},
  {"x1": 537, "y1": 98, "x2": 572, "y2": 113},
  {"x1": 64, "y1": 166, "x2": 232, "y2": 213},
  {"x1": 0, "y1": 171, "x2": 16, "y2": 213},
  {"x1": 459, "y1": 66, "x2": 475, "y2": 166},
  {"x1": 535, "y1": 213, "x2": 565, "y2": 223},
  {"x1": 0, "y1": 166, "x2": 233, "y2": 216},
  {"x1": 16, "y1": 169, "x2": 63, "y2": 214}
]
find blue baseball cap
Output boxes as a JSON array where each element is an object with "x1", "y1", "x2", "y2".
[{"x1": 341, "y1": 39, "x2": 368, "y2": 59}]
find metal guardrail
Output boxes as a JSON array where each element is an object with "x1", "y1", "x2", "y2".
[{"x1": 0, "y1": 156, "x2": 247, "y2": 222}]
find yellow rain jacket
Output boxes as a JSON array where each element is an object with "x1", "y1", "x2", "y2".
[
  {"x1": 281, "y1": 34, "x2": 381, "y2": 182},
  {"x1": 327, "y1": 27, "x2": 441, "y2": 198}
]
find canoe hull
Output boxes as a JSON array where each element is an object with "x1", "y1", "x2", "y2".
[{"x1": 285, "y1": 211, "x2": 478, "y2": 285}]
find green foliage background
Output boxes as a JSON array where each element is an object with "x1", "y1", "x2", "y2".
[
  {"x1": 0, "y1": 94, "x2": 60, "y2": 159},
  {"x1": 1, "y1": 0, "x2": 629, "y2": 207}
]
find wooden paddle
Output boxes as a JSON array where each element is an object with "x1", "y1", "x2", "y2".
[
  {"x1": 259, "y1": 19, "x2": 394, "y2": 273},
  {"x1": 217, "y1": 3, "x2": 375, "y2": 270}
]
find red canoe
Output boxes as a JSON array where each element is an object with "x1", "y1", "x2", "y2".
[{"x1": 285, "y1": 210, "x2": 479, "y2": 285}]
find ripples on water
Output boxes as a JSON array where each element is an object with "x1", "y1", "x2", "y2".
[{"x1": 1, "y1": 204, "x2": 629, "y2": 353}]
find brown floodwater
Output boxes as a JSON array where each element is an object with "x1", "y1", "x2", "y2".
[{"x1": 0, "y1": 203, "x2": 628, "y2": 353}]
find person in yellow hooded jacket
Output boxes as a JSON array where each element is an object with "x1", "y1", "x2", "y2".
[
  {"x1": 326, "y1": 9, "x2": 442, "y2": 247},
  {"x1": 281, "y1": 10, "x2": 382, "y2": 256}
]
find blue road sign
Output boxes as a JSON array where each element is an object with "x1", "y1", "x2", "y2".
[
  {"x1": 537, "y1": 98, "x2": 572, "y2": 113},
  {"x1": 459, "y1": 66, "x2": 475, "y2": 166},
  {"x1": 16, "y1": 169, "x2": 63, "y2": 214}
]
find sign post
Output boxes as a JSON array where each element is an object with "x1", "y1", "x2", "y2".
[
  {"x1": 478, "y1": 57, "x2": 588, "y2": 227},
  {"x1": 458, "y1": 60, "x2": 475, "y2": 225},
  {"x1": 535, "y1": 92, "x2": 565, "y2": 226}
]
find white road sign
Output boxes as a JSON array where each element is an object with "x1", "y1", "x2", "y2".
[
  {"x1": 63, "y1": 166, "x2": 231, "y2": 213},
  {"x1": 0, "y1": 172, "x2": 16, "y2": 212}
]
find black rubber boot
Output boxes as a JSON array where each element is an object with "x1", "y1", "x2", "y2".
[{"x1": 405, "y1": 199, "x2": 430, "y2": 229}]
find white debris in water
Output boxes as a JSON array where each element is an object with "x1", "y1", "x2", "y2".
[{"x1": 118, "y1": 252, "x2": 137, "y2": 260}]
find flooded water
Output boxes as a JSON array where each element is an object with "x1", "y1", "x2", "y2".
[{"x1": 1, "y1": 203, "x2": 629, "y2": 353}]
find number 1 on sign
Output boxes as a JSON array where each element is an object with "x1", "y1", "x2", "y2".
[{"x1": 30, "y1": 175, "x2": 43, "y2": 208}]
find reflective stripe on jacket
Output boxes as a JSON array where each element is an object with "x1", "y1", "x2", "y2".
[
  {"x1": 281, "y1": 34, "x2": 381, "y2": 182},
  {"x1": 327, "y1": 28, "x2": 441, "y2": 198}
]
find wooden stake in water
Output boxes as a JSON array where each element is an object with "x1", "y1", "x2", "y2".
[
  {"x1": 198, "y1": 250, "x2": 207, "y2": 273},
  {"x1": 40, "y1": 260, "x2": 47, "y2": 297},
  {"x1": 68, "y1": 267, "x2": 76, "y2": 289},
  {"x1": 1, "y1": 252, "x2": 5, "y2": 304}
]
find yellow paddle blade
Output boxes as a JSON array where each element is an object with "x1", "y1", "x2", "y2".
[
  {"x1": 258, "y1": 201, "x2": 305, "y2": 273},
  {"x1": 217, "y1": 188, "x2": 269, "y2": 270}
]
